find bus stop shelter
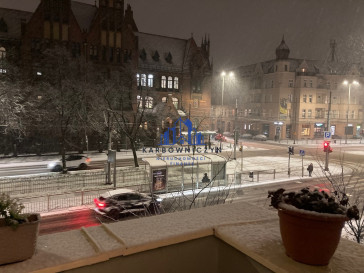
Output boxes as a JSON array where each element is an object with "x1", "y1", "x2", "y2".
[{"x1": 142, "y1": 154, "x2": 227, "y2": 193}]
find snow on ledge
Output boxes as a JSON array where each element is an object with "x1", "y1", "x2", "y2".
[{"x1": 1, "y1": 202, "x2": 363, "y2": 273}]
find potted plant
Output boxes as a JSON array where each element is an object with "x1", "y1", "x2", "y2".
[
  {"x1": 0, "y1": 193, "x2": 41, "y2": 265},
  {"x1": 268, "y1": 187, "x2": 359, "y2": 266}
]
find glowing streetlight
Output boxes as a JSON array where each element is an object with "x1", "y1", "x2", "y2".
[
  {"x1": 221, "y1": 71, "x2": 234, "y2": 106},
  {"x1": 343, "y1": 80, "x2": 359, "y2": 144}
]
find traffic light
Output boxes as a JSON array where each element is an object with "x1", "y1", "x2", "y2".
[
  {"x1": 288, "y1": 146, "x2": 294, "y2": 155},
  {"x1": 323, "y1": 141, "x2": 333, "y2": 153}
]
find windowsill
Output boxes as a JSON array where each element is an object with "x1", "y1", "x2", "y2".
[{"x1": 1, "y1": 202, "x2": 363, "y2": 273}]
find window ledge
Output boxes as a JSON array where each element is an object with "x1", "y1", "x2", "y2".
[{"x1": 1, "y1": 202, "x2": 363, "y2": 273}]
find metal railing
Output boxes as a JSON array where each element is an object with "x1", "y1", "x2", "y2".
[{"x1": 0, "y1": 167, "x2": 148, "y2": 197}]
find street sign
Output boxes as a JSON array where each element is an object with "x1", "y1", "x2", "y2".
[
  {"x1": 108, "y1": 150, "x2": 116, "y2": 163},
  {"x1": 299, "y1": 150, "x2": 305, "y2": 156},
  {"x1": 324, "y1": 131, "x2": 331, "y2": 140}
]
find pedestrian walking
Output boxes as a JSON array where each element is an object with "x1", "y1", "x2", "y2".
[{"x1": 307, "y1": 163, "x2": 313, "y2": 177}]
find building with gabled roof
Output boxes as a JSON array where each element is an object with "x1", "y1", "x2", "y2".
[{"x1": 212, "y1": 37, "x2": 364, "y2": 141}]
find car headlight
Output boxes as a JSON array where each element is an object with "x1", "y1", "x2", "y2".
[
  {"x1": 156, "y1": 198, "x2": 163, "y2": 202},
  {"x1": 47, "y1": 162, "x2": 56, "y2": 168}
]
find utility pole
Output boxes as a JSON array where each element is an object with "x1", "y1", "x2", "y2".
[
  {"x1": 325, "y1": 91, "x2": 332, "y2": 171},
  {"x1": 234, "y1": 99, "x2": 237, "y2": 160},
  {"x1": 107, "y1": 111, "x2": 112, "y2": 185}
]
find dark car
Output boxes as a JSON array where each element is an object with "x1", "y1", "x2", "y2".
[
  {"x1": 240, "y1": 133, "x2": 253, "y2": 139},
  {"x1": 94, "y1": 189, "x2": 162, "y2": 219}
]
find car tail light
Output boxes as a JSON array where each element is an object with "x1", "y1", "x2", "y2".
[
  {"x1": 86, "y1": 158, "x2": 91, "y2": 163},
  {"x1": 94, "y1": 198, "x2": 105, "y2": 208}
]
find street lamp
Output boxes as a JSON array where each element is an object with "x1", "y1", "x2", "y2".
[
  {"x1": 221, "y1": 71, "x2": 234, "y2": 106},
  {"x1": 343, "y1": 80, "x2": 359, "y2": 144}
]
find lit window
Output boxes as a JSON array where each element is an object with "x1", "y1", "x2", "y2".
[
  {"x1": 174, "y1": 77, "x2": 179, "y2": 89},
  {"x1": 0, "y1": 47, "x2": 6, "y2": 59},
  {"x1": 162, "y1": 97, "x2": 167, "y2": 103},
  {"x1": 145, "y1": 96, "x2": 153, "y2": 109},
  {"x1": 0, "y1": 68, "x2": 6, "y2": 74},
  {"x1": 136, "y1": 74, "x2": 140, "y2": 86},
  {"x1": 137, "y1": 95, "x2": 142, "y2": 108},
  {"x1": 172, "y1": 97, "x2": 178, "y2": 109},
  {"x1": 37, "y1": 71, "x2": 42, "y2": 76},
  {"x1": 141, "y1": 74, "x2": 146, "y2": 86},
  {"x1": 148, "y1": 74, "x2": 153, "y2": 87},
  {"x1": 161, "y1": 76, "x2": 166, "y2": 88},
  {"x1": 168, "y1": 76, "x2": 173, "y2": 89},
  {"x1": 193, "y1": 99, "x2": 198, "y2": 108}
]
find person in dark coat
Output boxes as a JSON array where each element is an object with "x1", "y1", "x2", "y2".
[
  {"x1": 307, "y1": 163, "x2": 313, "y2": 177},
  {"x1": 202, "y1": 173, "x2": 210, "y2": 183}
]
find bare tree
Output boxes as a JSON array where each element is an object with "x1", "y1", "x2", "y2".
[
  {"x1": 316, "y1": 154, "x2": 364, "y2": 244},
  {"x1": 34, "y1": 46, "x2": 93, "y2": 172},
  {"x1": 0, "y1": 51, "x2": 33, "y2": 155}
]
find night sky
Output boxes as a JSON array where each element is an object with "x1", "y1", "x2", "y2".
[{"x1": 2, "y1": 0, "x2": 364, "y2": 71}]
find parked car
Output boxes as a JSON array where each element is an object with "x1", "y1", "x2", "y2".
[
  {"x1": 47, "y1": 154, "x2": 91, "y2": 172},
  {"x1": 240, "y1": 133, "x2": 253, "y2": 139},
  {"x1": 223, "y1": 132, "x2": 233, "y2": 137},
  {"x1": 93, "y1": 189, "x2": 163, "y2": 219},
  {"x1": 215, "y1": 133, "x2": 227, "y2": 142},
  {"x1": 252, "y1": 134, "x2": 267, "y2": 141}
]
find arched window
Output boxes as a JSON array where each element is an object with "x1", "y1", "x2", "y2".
[
  {"x1": 136, "y1": 74, "x2": 140, "y2": 86},
  {"x1": 172, "y1": 97, "x2": 178, "y2": 109},
  {"x1": 0, "y1": 47, "x2": 6, "y2": 59},
  {"x1": 162, "y1": 97, "x2": 167, "y2": 103},
  {"x1": 168, "y1": 76, "x2": 173, "y2": 89},
  {"x1": 145, "y1": 96, "x2": 153, "y2": 109},
  {"x1": 174, "y1": 77, "x2": 179, "y2": 89},
  {"x1": 161, "y1": 76, "x2": 166, "y2": 88},
  {"x1": 141, "y1": 74, "x2": 146, "y2": 86},
  {"x1": 148, "y1": 74, "x2": 154, "y2": 87}
]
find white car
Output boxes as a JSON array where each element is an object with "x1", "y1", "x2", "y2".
[
  {"x1": 252, "y1": 134, "x2": 267, "y2": 141},
  {"x1": 47, "y1": 155, "x2": 91, "y2": 172}
]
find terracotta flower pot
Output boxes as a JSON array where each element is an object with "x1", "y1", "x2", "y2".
[
  {"x1": 0, "y1": 213, "x2": 41, "y2": 265},
  {"x1": 278, "y1": 203, "x2": 347, "y2": 265}
]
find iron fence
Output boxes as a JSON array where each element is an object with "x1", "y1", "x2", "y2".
[{"x1": 0, "y1": 167, "x2": 148, "y2": 196}]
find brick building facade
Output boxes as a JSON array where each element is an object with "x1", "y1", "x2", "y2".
[{"x1": 0, "y1": 0, "x2": 212, "y2": 152}]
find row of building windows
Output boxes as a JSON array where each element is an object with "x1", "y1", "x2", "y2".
[
  {"x1": 301, "y1": 109, "x2": 357, "y2": 119},
  {"x1": 263, "y1": 79, "x2": 339, "y2": 89},
  {"x1": 136, "y1": 74, "x2": 179, "y2": 89},
  {"x1": 136, "y1": 96, "x2": 179, "y2": 109}
]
